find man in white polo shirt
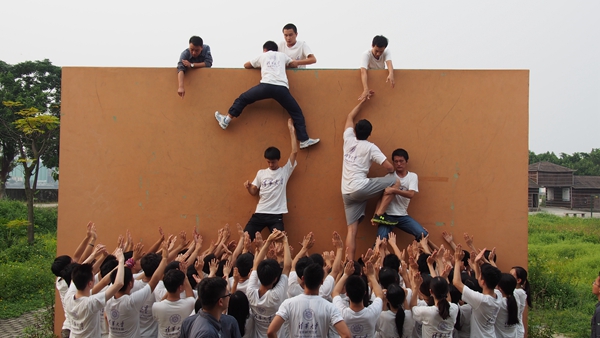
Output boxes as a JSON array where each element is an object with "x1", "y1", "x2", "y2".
[
  {"x1": 278, "y1": 23, "x2": 316, "y2": 68},
  {"x1": 214, "y1": 41, "x2": 319, "y2": 149}
]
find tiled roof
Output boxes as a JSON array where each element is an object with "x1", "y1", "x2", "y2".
[
  {"x1": 528, "y1": 178, "x2": 540, "y2": 188},
  {"x1": 528, "y1": 161, "x2": 575, "y2": 173},
  {"x1": 573, "y1": 176, "x2": 600, "y2": 189}
]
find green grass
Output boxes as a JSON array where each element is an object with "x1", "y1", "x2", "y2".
[{"x1": 528, "y1": 213, "x2": 600, "y2": 338}]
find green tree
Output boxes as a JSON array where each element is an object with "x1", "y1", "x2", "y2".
[
  {"x1": 529, "y1": 149, "x2": 600, "y2": 176},
  {"x1": 0, "y1": 60, "x2": 61, "y2": 197}
]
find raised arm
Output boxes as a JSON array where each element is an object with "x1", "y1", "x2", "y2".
[
  {"x1": 253, "y1": 230, "x2": 284, "y2": 270},
  {"x1": 332, "y1": 261, "x2": 355, "y2": 298},
  {"x1": 287, "y1": 118, "x2": 298, "y2": 166},
  {"x1": 329, "y1": 232, "x2": 344, "y2": 278},
  {"x1": 76, "y1": 222, "x2": 97, "y2": 263},
  {"x1": 441, "y1": 231, "x2": 458, "y2": 252},
  {"x1": 146, "y1": 227, "x2": 164, "y2": 254},
  {"x1": 359, "y1": 68, "x2": 371, "y2": 101},
  {"x1": 282, "y1": 233, "x2": 292, "y2": 276},
  {"x1": 453, "y1": 245, "x2": 465, "y2": 293},
  {"x1": 365, "y1": 261, "x2": 383, "y2": 299},
  {"x1": 105, "y1": 249, "x2": 125, "y2": 301},
  {"x1": 292, "y1": 232, "x2": 314, "y2": 271},
  {"x1": 148, "y1": 241, "x2": 169, "y2": 291}
]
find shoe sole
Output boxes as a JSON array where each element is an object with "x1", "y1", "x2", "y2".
[{"x1": 300, "y1": 139, "x2": 320, "y2": 149}]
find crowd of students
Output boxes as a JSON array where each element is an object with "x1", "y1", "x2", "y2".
[{"x1": 52, "y1": 222, "x2": 531, "y2": 338}]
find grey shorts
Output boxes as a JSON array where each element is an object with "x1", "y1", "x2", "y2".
[{"x1": 342, "y1": 174, "x2": 396, "y2": 225}]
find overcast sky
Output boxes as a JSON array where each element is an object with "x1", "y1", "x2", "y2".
[{"x1": 2, "y1": 0, "x2": 598, "y2": 155}]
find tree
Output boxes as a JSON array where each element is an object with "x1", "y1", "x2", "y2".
[
  {"x1": 0, "y1": 59, "x2": 61, "y2": 244},
  {"x1": 529, "y1": 149, "x2": 600, "y2": 176},
  {"x1": 0, "y1": 60, "x2": 61, "y2": 198}
]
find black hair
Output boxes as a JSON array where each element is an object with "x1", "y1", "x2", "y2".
[
  {"x1": 236, "y1": 253, "x2": 254, "y2": 278},
  {"x1": 462, "y1": 273, "x2": 482, "y2": 293},
  {"x1": 378, "y1": 267, "x2": 399, "y2": 290},
  {"x1": 480, "y1": 263, "x2": 502, "y2": 289},
  {"x1": 194, "y1": 297, "x2": 202, "y2": 313},
  {"x1": 354, "y1": 119, "x2": 372, "y2": 140},
  {"x1": 165, "y1": 261, "x2": 181, "y2": 274},
  {"x1": 417, "y1": 253, "x2": 434, "y2": 274},
  {"x1": 345, "y1": 275, "x2": 367, "y2": 304},
  {"x1": 303, "y1": 263, "x2": 324, "y2": 290},
  {"x1": 72, "y1": 263, "x2": 94, "y2": 291},
  {"x1": 189, "y1": 36, "x2": 203, "y2": 47},
  {"x1": 282, "y1": 23, "x2": 297, "y2": 33},
  {"x1": 308, "y1": 253, "x2": 324, "y2": 268},
  {"x1": 228, "y1": 291, "x2": 250, "y2": 336},
  {"x1": 198, "y1": 277, "x2": 228, "y2": 310},
  {"x1": 391, "y1": 149, "x2": 409, "y2": 162},
  {"x1": 420, "y1": 274, "x2": 433, "y2": 306},
  {"x1": 483, "y1": 250, "x2": 497, "y2": 263},
  {"x1": 263, "y1": 41, "x2": 278, "y2": 52},
  {"x1": 100, "y1": 255, "x2": 118, "y2": 278},
  {"x1": 51, "y1": 255, "x2": 72, "y2": 277},
  {"x1": 448, "y1": 285, "x2": 462, "y2": 330},
  {"x1": 498, "y1": 273, "x2": 519, "y2": 326},
  {"x1": 187, "y1": 265, "x2": 198, "y2": 289},
  {"x1": 430, "y1": 277, "x2": 451, "y2": 320},
  {"x1": 111, "y1": 266, "x2": 133, "y2": 293},
  {"x1": 385, "y1": 284, "x2": 406, "y2": 337},
  {"x1": 264, "y1": 147, "x2": 281, "y2": 160},
  {"x1": 61, "y1": 262, "x2": 79, "y2": 286},
  {"x1": 295, "y1": 256, "x2": 314, "y2": 279},
  {"x1": 461, "y1": 250, "x2": 470, "y2": 270},
  {"x1": 123, "y1": 251, "x2": 133, "y2": 261},
  {"x1": 257, "y1": 259, "x2": 282, "y2": 287},
  {"x1": 202, "y1": 254, "x2": 216, "y2": 275},
  {"x1": 140, "y1": 253, "x2": 162, "y2": 277},
  {"x1": 372, "y1": 35, "x2": 389, "y2": 48},
  {"x1": 512, "y1": 266, "x2": 532, "y2": 308},
  {"x1": 382, "y1": 254, "x2": 400, "y2": 272},
  {"x1": 163, "y1": 269, "x2": 185, "y2": 293}
]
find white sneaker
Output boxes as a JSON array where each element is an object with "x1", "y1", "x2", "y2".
[
  {"x1": 215, "y1": 111, "x2": 229, "y2": 130},
  {"x1": 300, "y1": 138, "x2": 320, "y2": 149}
]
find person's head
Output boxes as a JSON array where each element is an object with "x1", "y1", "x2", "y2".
[
  {"x1": 345, "y1": 275, "x2": 367, "y2": 304},
  {"x1": 371, "y1": 35, "x2": 388, "y2": 59},
  {"x1": 498, "y1": 273, "x2": 519, "y2": 325},
  {"x1": 51, "y1": 255, "x2": 72, "y2": 277},
  {"x1": 419, "y1": 274, "x2": 433, "y2": 305},
  {"x1": 140, "y1": 253, "x2": 162, "y2": 277},
  {"x1": 228, "y1": 291, "x2": 250, "y2": 336},
  {"x1": 165, "y1": 261, "x2": 181, "y2": 274},
  {"x1": 302, "y1": 263, "x2": 324, "y2": 291},
  {"x1": 483, "y1": 250, "x2": 497, "y2": 263},
  {"x1": 198, "y1": 277, "x2": 230, "y2": 311},
  {"x1": 462, "y1": 273, "x2": 482, "y2": 293},
  {"x1": 295, "y1": 256, "x2": 314, "y2": 280},
  {"x1": 235, "y1": 253, "x2": 254, "y2": 278},
  {"x1": 202, "y1": 254, "x2": 216, "y2": 275},
  {"x1": 282, "y1": 23, "x2": 298, "y2": 46},
  {"x1": 61, "y1": 262, "x2": 80, "y2": 286},
  {"x1": 391, "y1": 149, "x2": 409, "y2": 173},
  {"x1": 187, "y1": 265, "x2": 199, "y2": 289},
  {"x1": 430, "y1": 277, "x2": 451, "y2": 320},
  {"x1": 257, "y1": 259, "x2": 282, "y2": 288},
  {"x1": 100, "y1": 255, "x2": 118, "y2": 279},
  {"x1": 511, "y1": 266, "x2": 532, "y2": 308},
  {"x1": 263, "y1": 41, "x2": 278, "y2": 52},
  {"x1": 264, "y1": 147, "x2": 281, "y2": 170},
  {"x1": 354, "y1": 119, "x2": 372, "y2": 140},
  {"x1": 479, "y1": 263, "x2": 502, "y2": 290},
  {"x1": 417, "y1": 253, "x2": 433, "y2": 274},
  {"x1": 188, "y1": 36, "x2": 204, "y2": 58},
  {"x1": 593, "y1": 272, "x2": 600, "y2": 297},
  {"x1": 72, "y1": 263, "x2": 94, "y2": 291},
  {"x1": 385, "y1": 284, "x2": 406, "y2": 337},
  {"x1": 461, "y1": 250, "x2": 471, "y2": 271},
  {"x1": 163, "y1": 269, "x2": 186, "y2": 293},
  {"x1": 378, "y1": 267, "x2": 399, "y2": 290},
  {"x1": 111, "y1": 267, "x2": 133, "y2": 293},
  {"x1": 382, "y1": 254, "x2": 400, "y2": 272},
  {"x1": 308, "y1": 253, "x2": 324, "y2": 268}
]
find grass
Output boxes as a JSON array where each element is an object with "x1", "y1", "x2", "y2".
[{"x1": 528, "y1": 213, "x2": 600, "y2": 338}]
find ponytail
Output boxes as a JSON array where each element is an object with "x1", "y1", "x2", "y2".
[
  {"x1": 506, "y1": 294, "x2": 519, "y2": 325},
  {"x1": 386, "y1": 284, "x2": 407, "y2": 337},
  {"x1": 437, "y1": 298, "x2": 451, "y2": 320},
  {"x1": 499, "y1": 273, "x2": 519, "y2": 325},
  {"x1": 394, "y1": 309, "x2": 406, "y2": 337}
]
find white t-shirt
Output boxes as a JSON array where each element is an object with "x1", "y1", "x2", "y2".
[
  {"x1": 412, "y1": 303, "x2": 458, "y2": 338},
  {"x1": 105, "y1": 285, "x2": 153, "y2": 337},
  {"x1": 135, "y1": 280, "x2": 159, "y2": 338},
  {"x1": 229, "y1": 276, "x2": 251, "y2": 296},
  {"x1": 514, "y1": 288, "x2": 527, "y2": 338},
  {"x1": 494, "y1": 289, "x2": 519, "y2": 338},
  {"x1": 250, "y1": 51, "x2": 293, "y2": 88},
  {"x1": 375, "y1": 309, "x2": 415, "y2": 338},
  {"x1": 333, "y1": 295, "x2": 383, "y2": 337},
  {"x1": 276, "y1": 294, "x2": 344, "y2": 337},
  {"x1": 360, "y1": 48, "x2": 392, "y2": 70},
  {"x1": 287, "y1": 271, "x2": 336, "y2": 301},
  {"x1": 253, "y1": 159, "x2": 296, "y2": 214},
  {"x1": 151, "y1": 297, "x2": 195, "y2": 338},
  {"x1": 386, "y1": 172, "x2": 419, "y2": 216},
  {"x1": 455, "y1": 303, "x2": 472, "y2": 338},
  {"x1": 56, "y1": 277, "x2": 71, "y2": 331},
  {"x1": 341, "y1": 128, "x2": 387, "y2": 194},
  {"x1": 64, "y1": 283, "x2": 106, "y2": 338},
  {"x1": 461, "y1": 286, "x2": 501, "y2": 338},
  {"x1": 277, "y1": 41, "x2": 313, "y2": 69},
  {"x1": 247, "y1": 270, "x2": 289, "y2": 338}
]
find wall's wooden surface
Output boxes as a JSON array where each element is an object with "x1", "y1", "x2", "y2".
[{"x1": 56, "y1": 67, "x2": 529, "y2": 330}]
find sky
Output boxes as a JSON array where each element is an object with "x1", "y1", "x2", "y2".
[{"x1": 1, "y1": 0, "x2": 598, "y2": 155}]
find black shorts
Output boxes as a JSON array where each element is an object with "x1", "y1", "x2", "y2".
[{"x1": 244, "y1": 213, "x2": 284, "y2": 240}]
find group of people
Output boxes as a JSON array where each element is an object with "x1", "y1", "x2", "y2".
[{"x1": 53, "y1": 221, "x2": 532, "y2": 338}]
